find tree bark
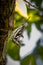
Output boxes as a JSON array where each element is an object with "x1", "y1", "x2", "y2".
[{"x1": 0, "y1": 0, "x2": 15, "y2": 65}]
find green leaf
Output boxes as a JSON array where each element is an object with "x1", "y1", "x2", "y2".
[{"x1": 6, "y1": 37, "x2": 20, "y2": 60}]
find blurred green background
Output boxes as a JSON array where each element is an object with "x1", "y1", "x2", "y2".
[{"x1": 6, "y1": 0, "x2": 43, "y2": 65}]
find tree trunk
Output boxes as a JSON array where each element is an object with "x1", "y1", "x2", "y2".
[{"x1": 0, "y1": 0, "x2": 15, "y2": 65}]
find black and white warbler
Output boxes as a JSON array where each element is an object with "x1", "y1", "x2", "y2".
[{"x1": 10, "y1": 22, "x2": 28, "y2": 46}]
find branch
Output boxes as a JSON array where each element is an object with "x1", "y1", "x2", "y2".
[
  {"x1": 8, "y1": 0, "x2": 16, "y2": 18},
  {"x1": 0, "y1": 29, "x2": 8, "y2": 33},
  {"x1": 24, "y1": 0, "x2": 43, "y2": 11}
]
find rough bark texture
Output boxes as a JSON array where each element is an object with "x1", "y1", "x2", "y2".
[{"x1": 0, "y1": 0, "x2": 15, "y2": 65}]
